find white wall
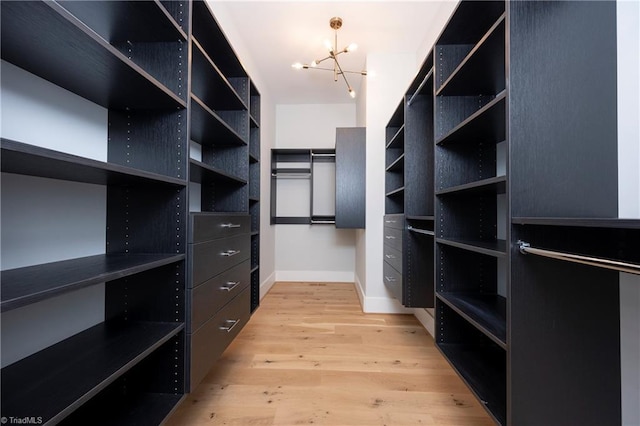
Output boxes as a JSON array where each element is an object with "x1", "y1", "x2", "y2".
[
  {"x1": 617, "y1": 1, "x2": 640, "y2": 424},
  {"x1": 274, "y1": 104, "x2": 357, "y2": 282}
]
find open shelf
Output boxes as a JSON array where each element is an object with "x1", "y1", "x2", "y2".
[
  {"x1": 408, "y1": 69, "x2": 434, "y2": 105},
  {"x1": 1, "y1": 138, "x2": 187, "y2": 187},
  {"x1": 437, "y1": 342, "x2": 506, "y2": 425},
  {"x1": 191, "y1": 38, "x2": 247, "y2": 111},
  {"x1": 0, "y1": 1, "x2": 185, "y2": 110},
  {"x1": 190, "y1": 95, "x2": 246, "y2": 147},
  {"x1": 385, "y1": 126, "x2": 405, "y2": 149},
  {"x1": 57, "y1": 1, "x2": 187, "y2": 43},
  {"x1": 386, "y1": 153, "x2": 405, "y2": 172},
  {"x1": 1, "y1": 254, "x2": 185, "y2": 313},
  {"x1": 437, "y1": 238, "x2": 507, "y2": 257},
  {"x1": 437, "y1": 293, "x2": 506, "y2": 347},
  {"x1": 436, "y1": 91, "x2": 506, "y2": 146},
  {"x1": 191, "y1": 0, "x2": 246, "y2": 79},
  {"x1": 512, "y1": 217, "x2": 640, "y2": 229},
  {"x1": 0, "y1": 321, "x2": 184, "y2": 424},
  {"x1": 436, "y1": 175, "x2": 506, "y2": 196},
  {"x1": 189, "y1": 159, "x2": 247, "y2": 185},
  {"x1": 437, "y1": 15, "x2": 506, "y2": 97}
]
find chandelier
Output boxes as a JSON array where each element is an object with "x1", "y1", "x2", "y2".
[{"x1": 292, "y1": 17, "x2": 367, "y2": 98}]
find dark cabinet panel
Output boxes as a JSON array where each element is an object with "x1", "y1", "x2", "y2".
[{"x1": 335, "y1": 127, "x2": 365, "y2": 228}]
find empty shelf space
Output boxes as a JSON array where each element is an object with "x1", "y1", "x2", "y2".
[
  {"x1": 512, "y1": 217, "x2": 640, "y2": 229},
  {"x1": 271, "y1": 168, "x2": 311, "y2": 177},
  {"x1": 62, "y1": 391, "x2": 183, "y2": 426},
  {"x1": 437, "y1": 343, "x2": 506, "y2": 426},
  {"x1": 407, "y1": 69, "x2": 434, "y2": 105},
  {"x1": 385, "y1": 126, "x2": 405, "y2": 149},
  {"x1": 437, "y1": 15, "x2": 506, "y2": 96},
  {"x1": 191, "y1": 38, "x2": 247, "y2": 111},
  {"x1": 1, "y1": 138, "x2": 187, "y2": 187},
  {"x1": 57, "y1": 1, "x2": 187, "y2": 43},
  {"x1": 436, "y1": 91, "x2": 506, "y2": 146},
  {"x1": 189, "y1": 159, "x2": 247, "y2": 185},
  {"x1": 1, "y1": 254, "x2": 185, "y2": 312},
  {"x1": 190, "y1": 95, "x2": 246, "y2": 147},
  {"x1": 1, "y1": 1, "x2": 185, "y2": 110},
  {"x1": 436, "y1": 176, "x2": 506, "y2": 195},
  {"x1": 0, "y1": 321, "x2": 184, "y2": 424},
  {"x1": 191, "y1": 0, "x2": 246, "y2": 79},
  {"x1": 386, "y1": 186, "x2": 405, "y2": 198},
  {"x1": 386, "y1": 153, "x2": 405, "y2": 172},
  {"x1": 437, "y1": 293, "x2": 506, "y2": 347},
  {"x1": 436, "y1": 238, "x2": 507, "y2": 257}
]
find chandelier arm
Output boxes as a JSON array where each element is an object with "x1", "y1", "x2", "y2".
[
  {"x1": 314, "y1": 55, "x2": 332, "y2": 64},
  {"x1": 333, "y1": 57, "x2": 353, "y2": 92}
]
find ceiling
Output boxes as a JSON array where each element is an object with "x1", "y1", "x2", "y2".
[{"x1": 212, "y1": 1, "x2": 457, "y2": 104}]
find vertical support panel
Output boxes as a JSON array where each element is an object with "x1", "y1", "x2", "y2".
[
  {"x1": 335, "y1": 128, "x2": 365, "y2": 228},
  {"x1": 509, "y1": 1, "x2": 618, "y2": 218}
]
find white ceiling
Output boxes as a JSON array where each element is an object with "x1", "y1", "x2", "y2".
[{"x1": 212, "y1": 1, "x2": 457, "y2": 104}]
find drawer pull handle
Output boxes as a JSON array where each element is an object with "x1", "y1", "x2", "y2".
[
  {"x1": 384, "y1": 276, "x2": 396, "y2": 283},
  {"x1": 385, "y1": 235, "x2": 395, "y2": 240},
  {"x1": 221, "y1": 250, "x2": 240, "y2": 257},
  {"x1": 219, "y1": 319, "x2": 240, "y2": 333},
  {"x1": 220, "y1": 281, "x2": 241, "y2": 291},
  {"x1": 385, "y1": 220, "x2": 396, "y2": 224},
  {"x1": 221, "y1": 223, "x2": 241, "y2": 228},
  {"x1": 385, "y1": 254, "x2": 396, "y2": 259}
]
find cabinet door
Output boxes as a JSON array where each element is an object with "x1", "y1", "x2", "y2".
[{"x1": 335, "y1": 127, "x2": 365, "y2": 228}]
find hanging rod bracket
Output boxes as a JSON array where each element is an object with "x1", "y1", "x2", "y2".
[{"x1": 517, "y1": 240, "x2": 530, "y2": 254}]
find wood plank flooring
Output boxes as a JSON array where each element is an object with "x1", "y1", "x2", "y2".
[{"x1": 166, "y1": 282, "x2": 494, "y2": 425}]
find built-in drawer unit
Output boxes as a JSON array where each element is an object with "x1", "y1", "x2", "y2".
[
  {"x1": 383, "y1": 244, "x2": 403, "y2": 273},
  {"x1": 190, "y1": 285, "x2": 251, "y2": 387},
  {"x1": 188, "y1": 212, "x2": 251, "y2": 390},
  {"x1": 383, "y1": 226, "x2": 403, "y2": 251},
  {"x1": 188, "y1": 259, "x2": 250, "y2": 332},
  {"x1": 189, "y1": 214, "x2": 251, "y2": 243},
  {"x1": 383, "y1": 260, "x2": 403, "y2": 302},
  {"x1": 189, "y1": 234, "x2": 250, "y2": 285},
  {"x1": 384, "y1": 213, "x2": 404, "y2": 230}
]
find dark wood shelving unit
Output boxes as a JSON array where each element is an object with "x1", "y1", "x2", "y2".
[
  {"x1": 186, "y1": 0, "x2": 260, "y2": 391},
  {"x1": 1, "y1": 321, "x2": 183, "y2": 424},
  {"x1": 1, "y1": 138, "x2": 187, "y2": 187},
  {"x1": 428, "y1": 1, "x2": 624, "y2": 424},
  {"x1": 383, "y1": 52, "x2": 435, "y2": 309},
  {"x1": 1, "y1": 254, "x2": 184, "y2": 313},
  {"x1": 0, "y1": 1, "x2": 185, "y2": 111},
  {"x1": 437, "y1": 293, "x2": 506, "y2": 347},
  {"x1": 0, "y1": 0, "x2": 193, "y2": 422}
]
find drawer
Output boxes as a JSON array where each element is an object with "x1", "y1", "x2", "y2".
[
  {"x1": 383, "y1": 261, "x2": 403, "y2": 302},
  {"x1": 384, "y1": 214, "x2": 404, "y2": 230},
  {"x1": 383, "y1": 244, "x2": 402, "y2": 273},
  {"x1": 188, "y1": 259, "x2": 250, "y2": 332},
  {"x1": 189, "y1": 286, "x2": 250, "y2": 390},
  {"x1": 190, "y1": 234, "x2": 250, "y2": 286},
  {"x1": 189, "y1": 213, "x2": 250, "y2": 243},
  {"x1": 383, "y1": 226, "x2": 403, "y2": 251}
]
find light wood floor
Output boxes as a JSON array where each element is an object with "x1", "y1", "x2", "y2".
[{"x1": 166, "y1": 282, "x2": 494, "y2": 425}]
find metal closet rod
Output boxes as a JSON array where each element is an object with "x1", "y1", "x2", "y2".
[
  {"x1": 311, "y1": 152, "x2": 336, "y2": 157},
  {"x1": 517, "y1": 240, "x2": 640, "y2": 276},
  {"x1": 407, "y1": 225, "x2": 435, "y2": 236},
  {"x1": 271, "y1": 173, "x2": 311, "y2": 178}
]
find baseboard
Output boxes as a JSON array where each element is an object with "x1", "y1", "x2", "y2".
[
  {"x1": 354, "y1": 274, "x2": 365, "y2": 310},
  {"x1": 361, "y1": 295, "x2": 413, "y2": 314},
  {"x1": 413, "y1": 308, "x2": 435, "y2": 338},
  {"x1": 275, "y1": 270, "x2": 355, "y2": 283},
  {"x1": 260, "y1": 271, "x2": 276, "y2": 300}
]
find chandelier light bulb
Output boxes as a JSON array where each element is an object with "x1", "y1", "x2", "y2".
[
  {"x1": 324, "y1": 39, "x2": 333, "y2": 52},
  {"x1": 291, "y1": 62, "x2": 303, "y2": 70},
  {"x1": 346, "y1": 43, "x2": 358, "y2": 52},
  {"x1": 311, "y1": 60, "x2": 318, "y2": 67},
  {"x1": 349, "y1": 88, "x2": 356, "y2": 98}
]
